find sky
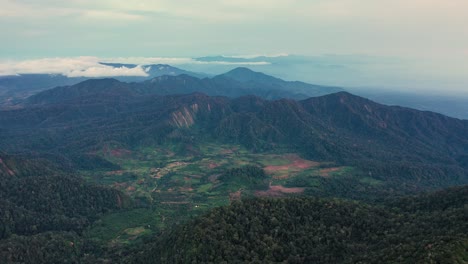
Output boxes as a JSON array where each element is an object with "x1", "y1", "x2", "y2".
[{"x1": 1, "y1": 0, "x2": 468, "y2": 93}]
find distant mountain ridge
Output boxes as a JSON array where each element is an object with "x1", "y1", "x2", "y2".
[
  {"x1": 24, "y1": 68, "x2": 344, "y2": 106},
  {"x1": 98, "y1": 63, "x2": 207, "y2": 80},
  {"x1": 221, "y1": 67, "x2": 343, "y2": 97},
  {"x1": 0, "y1": 64, "x2": 205, "y2": 108}
]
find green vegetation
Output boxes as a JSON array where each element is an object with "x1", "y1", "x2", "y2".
[
  {"x1": 79, "y1": 143, "x2": 353, "y2": 246},
  {"x1": 0, "y1": 166, "x2": 130, "y2": 240},
  {"x1": 127, "y1": 187, "x2": 468, "y2": 263},
  {"x1": 0, "y1": 84, "x2": 467, "y2": 262}
]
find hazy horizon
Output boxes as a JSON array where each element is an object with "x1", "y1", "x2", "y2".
[{"x1": 1, "y1": 0, "x2": 468, "y2": 94}]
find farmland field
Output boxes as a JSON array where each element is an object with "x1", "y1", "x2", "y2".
[{"x1": 83, "y1": 142, "x2": 352, "y2": 245}]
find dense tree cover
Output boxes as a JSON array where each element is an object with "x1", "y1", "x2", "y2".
[
  {"x1": 0, "y1": 232, "x2": 83, "y2": 264},
  {"x1": 0, "y1": 156, "x2": 131, "y2": 263},
  {"x1": 127, "y1": 187, "x2": 468, "y2": 263},
  {"x1": 0, "y1": 174, "x2": 130, "y2": 238},
  {"x1": 384, "y1": 185, "x2": 468, "y2": 212},
  {"x1": 219, "y1": 165, "x2": 268, "y2": 187},
  {"x1": 0, "y1": 154, "x2": 67, "y2": 177},
  {"x1": 0, "y1": 232, "x2": 79, "y2": 264},
  {"x1": 0, "y1": 231, "x2": 117, "y2": 264}
]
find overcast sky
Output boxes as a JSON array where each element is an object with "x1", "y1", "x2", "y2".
[{"x1": 1, "y1": 0, "x2": 467, "y2": 93}]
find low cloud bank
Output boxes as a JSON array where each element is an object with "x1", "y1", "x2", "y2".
[
  {"x1": 0, "y1": 57, "x2": 149, "y2": 77},
  {"x1": 0, "y1": 56, "x2": 270, "y2": 77}
]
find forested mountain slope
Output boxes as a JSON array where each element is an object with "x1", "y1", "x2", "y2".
[
  {"x1": 1, "y1": 90, "x2": 467, "y2": 191},
  {"x1": 127, "y1": 186, "x2": 468, "y2": 263}
]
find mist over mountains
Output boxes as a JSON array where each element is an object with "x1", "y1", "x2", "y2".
[{"x1": 1, "y1": 57, "x2": 467, "y2": 119}]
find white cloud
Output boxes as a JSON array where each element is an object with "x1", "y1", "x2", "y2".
[
  {"x1": 0, "y1": 57, "x2": 270, "y2": 77},
  {"x1": 101, "y1": 57, "x2": 270, "y2": 65},
  {"x1": 194, "y1": 61, "x2": 270, "y2": 66},
  {"x1": 0, "y1": 57, "x2": 149, "y2": 77},
  {"x1": 68, "y1": 65, "x2": 148, "y2": 77},
  {"x1": 222, "y1": 54, "x2": 289, "y2": 59},
  {"x1": 102, "y1": 57, "x2": 195, "y2": 65}
]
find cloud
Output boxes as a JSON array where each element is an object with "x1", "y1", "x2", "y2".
[
  {"x1": 0, "y1": 57, "x2": 149, "y2": 77},
  {"x1": 0, "y1": 56, "x2": 270, "y2": 77},
  {"x1": 101, "y1": 57, "x2": 271, "y2": 65},
  {"x1": 194, "y1": 61, "x2": 270, "y2": 65},
  {"x1": 102, "y1": 57, "x2": 195, "y2": 65},
  {"x1": 222, "y1": 54, "x2": 289, "y2": 59},
  {"x1": 67, "y1": 65, "x2": 149, "y2": 77}
]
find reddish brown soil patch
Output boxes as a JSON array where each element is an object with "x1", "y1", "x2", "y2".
[
  {"x1": 109, "y1": 148, "x2": 132, "y2": 158},
  {"x1": 207, "y1": 162, "x2": 219, "y2": 169},
  {"x1": 229, "y1": 189, "x2": 242, "y2": 201},
  {"x1": 272, "y1": 174, "x2": 291, "y2": 180},
  {"x1": 126, "y1": 186, "x2": 136, "y2": 192},
  {"x1": 166, "y1": 161, "x2": 189, "y2": 169},
  {"x1": 292, "y1": 159, "x2": 319, "y2": 169},
  {"x1": 255, "y1": 184, "x2": 305, "y2": 197},
  {"x1": 264, "y1": 154, "x2": 319, "y2": 178},
  {"x1": 179, "y1": 187, "x2": 194, "y2": 192},
  {"x1": 220, "y1": 147, "x2": 237, "y2": 155},
  {"x1": 319, "y1": 167, "x2": 340, "y2": 177},
  {"x1": 270, "y1": 185, "x2": 305, "y2": 193},
  {"x1": 264, "y1": 165, "x2": 289, "y2": 172}
]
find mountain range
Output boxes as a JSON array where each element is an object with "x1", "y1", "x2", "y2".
[
  {"x1": 21, "y1": 67, "x2": 343, "y2": 106},
  {"x1": 2, "y1": 61, "x2": 468, "y2": 119},
  {"x1": 0, "y1": 63, "x2": 204, "y2": 108},
  {"x1": 1, "y1": 79, "x2": 466, "y2": 192},
  {"x1": 0, "y1": 67, "x2": 467, "y2": 263}
]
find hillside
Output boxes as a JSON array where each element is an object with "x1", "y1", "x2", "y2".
[
  {"x1": 126, "y1": 187, "x2": 468, "y2": 263},
  {"x1": 1, "y1": 91, "x2": 467, "y2": 194},
  {"x1": 0, "y1": 154, "x2": 132, "y2": 263}
]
